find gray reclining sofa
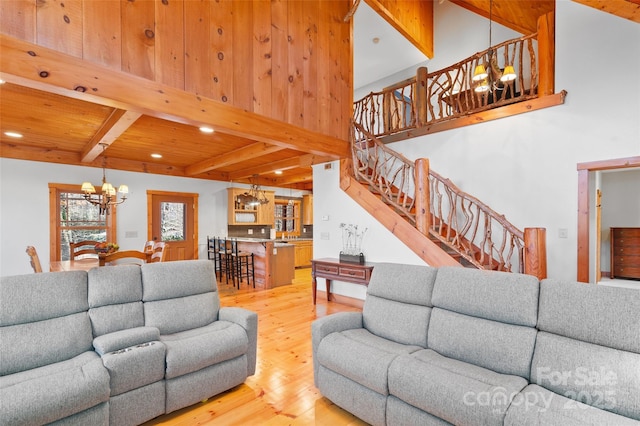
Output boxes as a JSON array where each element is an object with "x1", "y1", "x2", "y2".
[
  {"x1": 0, "y1": 259, "x2": 257, "y2": 425},
  {"x1": 312, "y1": 263, "x2": 640, "y2": 425}
]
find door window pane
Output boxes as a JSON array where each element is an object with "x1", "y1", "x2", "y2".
[{"x1": 161, "y1": 202, "x2": 185, "y2": 241}]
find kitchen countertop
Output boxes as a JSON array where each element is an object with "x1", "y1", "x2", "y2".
[{"x1": 231, "y1": 237, "x2": 313, "y2": 244}]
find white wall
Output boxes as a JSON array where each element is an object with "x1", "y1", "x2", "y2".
[
  {"x1": 0, "y1": 158, "x2": 230, "y2": 276},
  {"x1": 314, "y1": 0, "x2": 640, "y2": 296}
]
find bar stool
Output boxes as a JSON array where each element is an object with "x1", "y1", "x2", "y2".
[
  {"x1": 229, "y1": 238, "x2": 255, "y2": 288},
  {"x1": 216, "y1": 237, "x2": 232, "y2": 284}
]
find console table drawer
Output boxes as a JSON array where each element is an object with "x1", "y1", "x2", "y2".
[
  {"x1": 339, "y1": 266, "x2": 367, "y2": 280},
  {"x1": 315, "y1": 264, "x2": 339, "y2": 275}
]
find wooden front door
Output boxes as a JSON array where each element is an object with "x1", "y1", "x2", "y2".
[{"x1": 148, "y1": 191, "x2": 198, "y2": 261}]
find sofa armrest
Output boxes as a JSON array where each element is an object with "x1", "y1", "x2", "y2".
[
  {"x1": 93, "y1": 326, "x2": 160, "y2": 356},
  {"x1": 311, "y1": 312, "x2": 363, "y2": 383},
  {"x1": 219, "y1": 307, "x2": 258, "y2": 376}
]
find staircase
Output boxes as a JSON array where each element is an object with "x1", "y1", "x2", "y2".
[{"x1": 342, "y1": 122, "x2": 546, "y2": 278}]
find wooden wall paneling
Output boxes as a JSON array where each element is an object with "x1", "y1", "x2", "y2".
[
  {"x1": 232, "y1": 0, "x2": 254, "y2": 112},
  {"x1": 155, "y1": 0, "x2": 185, "y2": 90},
  {"x1": 328, "y1": 3, "x2": 343, "y2": 139},
  {"x1": 211, "y1": 0, "x2": 234, "y2": 104},
  {"x1": 252, "y1": 0, "x2": 272, "y2": 117},
  {"x1": 184, "y1": 0, "x2": 211, "y2": 97},
  {"x1": 271, "y1": 0, "x2": 289, "y2": 123},
  {"x1": 302, "y1": 1, "x2": 319, "y2": 133},
  {"x1": 120, "y1": 0, "x2": 155, "y2": 80},
  {"x1": 316, "y1": 2, "x2": 332, "y2": 137},
  {"x1": 0, "y1": 0, "x2": 36, "y2": 42},
  {"x1": 341, "y1": 0, "x2": 353, "y2": 141},
  {"x1": 287, "y1": 1, "x2": 305, "y2": 127},
  {"x1": 36, "y1": 0, "x2": 83, "y2": 57},
  {"x1": 82, "y1": 0, "x2": 122, "y2": 70}
]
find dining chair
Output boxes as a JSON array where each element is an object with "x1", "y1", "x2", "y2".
[
  {"x1": 143, "y1": 240, "x2": 155, "y2": 253},
  {"x1": 69, "y1": 240, "x2": 100, "y2": 260},
  {"x1": 150, "y1": 241, "x2": 167, "y2": 263},
  {"x1": 229, "y1": 238, "x2": 255, "y2": 289},
  {"x1": 26, "y1": 246, "x2": 43, "y2": 273},
  {"x1": 99, "y1": 250, "x2": 149, "y2": 266}
]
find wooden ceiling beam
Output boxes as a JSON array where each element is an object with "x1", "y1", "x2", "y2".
[
  {"x1": 228, "y1": 153, "x2": 333, "y2": 180},
  {"x1": 81, "y1": 109, "x2": 142, "y2": 162},
  {"x1": 0, "y1": 142, "x2": 229, "y2": 181},
  {"x1": 185, "y1": 142, "x2": 285, "y2": 176},
  {"x1": 0, "y1": 35, "x2": 350, "y2": 159}
]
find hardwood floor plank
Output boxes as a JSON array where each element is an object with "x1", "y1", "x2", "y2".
[{"x1": 144, "y1": 268, "x2": 364, "y2": 425}]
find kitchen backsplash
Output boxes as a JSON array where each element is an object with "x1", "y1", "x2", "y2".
[{"x1": 228, "y1": 225, "x2": 313, "y2": 239}]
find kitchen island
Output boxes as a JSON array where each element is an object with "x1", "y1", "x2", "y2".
[{"x1": 232, "y1": 238, "x2": 297, "y2": 288}]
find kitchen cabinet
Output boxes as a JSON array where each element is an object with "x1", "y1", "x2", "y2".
[
  {"x1": 302, "y1": 194, "x2": 313, "y2": 225},
  {"x1": 291, "y1": 240, "x2": 313, "y2": 268},
  {"x1": 228, "y1": 188, "x2": 274, "y2": 225},
  {"x1": 274, "y1": 199, "x2": 301, "y2": 237}
]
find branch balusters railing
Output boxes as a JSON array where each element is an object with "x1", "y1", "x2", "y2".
[
  {"x1": 351, "y1": 122, "x2": 417, "y2": 222},
  {"x1": 353, "y1": 33, "x2": 539, "y2": 139},
  {"x1": 351, "y1": 121, "x2": 534, "y2": 274}
]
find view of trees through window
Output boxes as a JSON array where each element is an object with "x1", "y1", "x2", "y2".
[
  {"x1": 161, "y1": 202, "x2": 185, "y2": 241},
  {"x1": 59, "y1": 192, "x2": 107, "y2": 260}
]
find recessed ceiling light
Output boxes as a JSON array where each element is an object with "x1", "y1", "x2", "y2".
[
  {"x1": 4, "y1": 131, "x2": 23, "y2": 138},
  {"x1": 275, "y1": 170, "x2": 283, "y2": 175},
  {"x1": 151, "y1": 153, "x2": 162, "y2": 159},
  {"x1": 199, "y1": 126, "x2": 214, "y2": 134}
]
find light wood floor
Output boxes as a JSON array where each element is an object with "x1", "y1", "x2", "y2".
[{"x1": 144, "y1": 269, "x2": 368, "y2": 426}]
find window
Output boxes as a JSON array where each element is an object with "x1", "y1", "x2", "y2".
[{"x1": 49, "y1": 183, "x2": 116, "y2": 262}]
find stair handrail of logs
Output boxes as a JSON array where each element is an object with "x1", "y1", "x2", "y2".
[
  {"x1": 351, "y1": 122, "x2": 546, "y2": 278},
  {"x1": 353, "y1": 32, "x2": 541, "y2": 139}
]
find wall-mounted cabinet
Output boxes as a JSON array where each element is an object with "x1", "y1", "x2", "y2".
[
  {"x1": 302, "y1": 194, "x2": 313, "y2": 225},
  {"x1": 228, "y1": 188, "x2": 274, "y2": 226},
  {"x1": 274, "y1": 199, "x2": 301, "y2": 237}
]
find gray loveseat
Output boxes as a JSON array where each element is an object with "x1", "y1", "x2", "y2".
[
  {"x1": 312, "y1": 263, "x2": 640, "y2": 425},
  {"x1": 0, "y1": 259, "x2": 257, "y2": 425}
]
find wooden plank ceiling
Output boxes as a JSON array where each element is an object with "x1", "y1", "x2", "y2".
[{"x1": 1, "y1": 0, "x2": 636, "y2": 192}]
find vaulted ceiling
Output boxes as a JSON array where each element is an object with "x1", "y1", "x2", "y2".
[{"x1": 1, "y1": 0, "x2": 637, "y2": 190}]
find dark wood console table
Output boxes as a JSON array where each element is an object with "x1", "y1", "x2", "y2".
[{"x1": 311, "y1": 258, "x2": 375, "y2": 304}]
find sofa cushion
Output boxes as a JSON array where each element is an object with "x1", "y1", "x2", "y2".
[
  {"x1": 0, "y1": 271, "x2": 88, "y2": 326},
  {"x1": 90, "y1": 302, "x2": 145, "y2": 337},
  {"x1": 141, "y1": 259, "x2": 217, "y2": 302},
  {"x1": 145, "y1": 292, "x2": 218, "y2": 335},
  {"x1": 0, "y1": 352, "x2": 110, "y2": 425},
  {"x1": 161, "y1": 320, "x2": 249, "y2": 379},
  {"x1": 386, "y1": 395, "x2": 453, "y2": 426},
  {"x1": 0, "y1": 312, "x2": 94, "y2": 375},
  {"x1": 388, "y1": 349, "x2": 528, "y2": 426},
  {"x1": 538, "y1": 279, "x2": 640, "y2": 354},
  {"x1": 316, "y1": 328, "x2": 423, "y2": 395},
  {"x1": 531, "y1": 331, "x2": 640, "y2": 420},
  {"x1": 363, "y1": 263, "x2": 437, "y2": 347},
  {"x1": 428, "y1": 308, "x2": 538, "y2": 379},
  {"x1": 505, "y1": 384, "x2": 640, "y2": 426},
  {"x1": 88, "y1": 265, "x2": 143, "y2": 308},
  {"x1": 432, "y1": 267, "x2": 540, "y2": 327}
]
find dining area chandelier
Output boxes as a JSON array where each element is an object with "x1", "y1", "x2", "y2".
[
  {"x1": 81, "y1": 144, "x2": 128, "y2": 216},
  {"x1": 472, "y1": 0, "x2": 517, "y2": 93}
]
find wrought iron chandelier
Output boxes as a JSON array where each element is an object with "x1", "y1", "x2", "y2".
[
  {"x1": 81, "y1": 144, "x2": 128, "y2": 215},
  {"x1": 236, "y1": 175, "x2": 270, "y2": 206}
]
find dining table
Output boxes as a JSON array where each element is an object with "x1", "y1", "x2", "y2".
[{"x1": 50, "y1": 258, "x2": 99, "y2": 272}]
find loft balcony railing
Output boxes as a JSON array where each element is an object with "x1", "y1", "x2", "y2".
[
  {"x1": 351, "y1": 121, "x2": 546, "y2": 278},
  {"x1": 353, "y1": 32, "x2": 546, "y2": 139}
]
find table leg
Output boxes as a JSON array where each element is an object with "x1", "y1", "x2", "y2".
[
  {"x1": 326, "y1": 279, "x2": 331, "y2": 302},
  {"x1": 312, "y1": 276, "x2": 317, "y2": 305}
]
